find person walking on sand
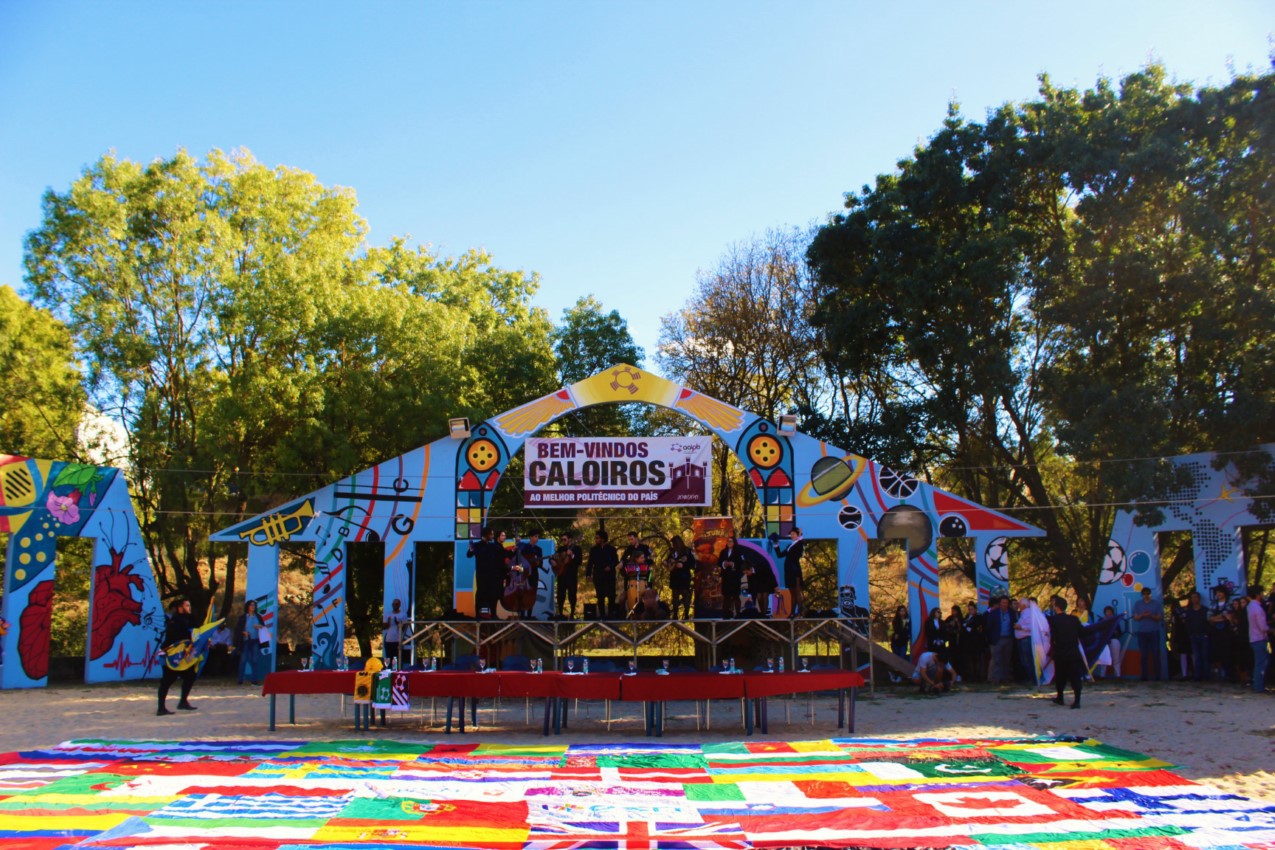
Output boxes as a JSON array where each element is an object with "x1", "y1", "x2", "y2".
[{"x1": 1048, "y1": 596, "x2": 1084, "y2": 709}]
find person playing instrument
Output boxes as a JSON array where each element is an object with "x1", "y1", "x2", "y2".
[
  {"x1": 554, "y1": 531, "x2": 583, "y2": 619},
  {"x1": 157, "y1": 598, "x2": 200, "y2": 715},
  {"x1": 586, "y1": 531, "x2": 619, "y2": 619},
  {"x1": 235, "y1": 599, "x2": 267, "y2": 685},
  {"x1": 382, "y1": 598, "x2": 406, "y2": 664},
  {"x1": 622, "y1": 532, "x2": 653, "y2": 576},
  {"x1": 518, "y1": 531, "x2": 545, "y2": 618},
  {"x1": 667, "y1": 535, "x2": 695, "y2": 620}
]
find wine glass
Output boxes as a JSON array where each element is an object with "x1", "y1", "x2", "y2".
[
  {"x1": 662, "y1": 658, "x2": 670, "y2": 672},
  {"x1": 478, "y1": 657, "x2": 487, "y2": 673},
  {"x1": 766, "y1": 657, "x2": 774, "y2": 672},
  {"x1": 566, "y1": 658, "x2": 575, "y2": 673},
  {"x1": 801, "y1": 657, "x2": 809, "y2": 672},
  {"x1": 628, "y1": 659, "x2": 637, "y2": 674}
]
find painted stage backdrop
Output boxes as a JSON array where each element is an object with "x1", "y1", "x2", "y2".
[
  {"x1": 212, "y1": 365, "x2": 1042, "y2": 671},
  {"x1": 0, "y1": 456, "x2": 164, "y2": 689},
  {"x1": 1089, "y1": 446, "x2": 1275, "y2": 675}
]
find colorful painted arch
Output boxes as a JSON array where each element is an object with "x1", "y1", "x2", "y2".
[{"x1": 209, "y1": 364, "x2": 1043, "y2": 671}]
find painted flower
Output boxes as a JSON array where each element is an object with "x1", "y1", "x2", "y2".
[{"x1": 46, "y1": 491, "x2": 80, "y2": 525}]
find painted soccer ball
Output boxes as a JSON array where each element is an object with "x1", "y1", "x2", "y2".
[
  {"x1": 1099, "y1": 539, "x2": 1127, "y2": 585},
  {"x1": 983, "y1": 536, "x2": 1010, "y2": 582}
]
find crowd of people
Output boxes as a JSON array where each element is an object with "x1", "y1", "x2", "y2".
[
  {"x1": 897, "y1": 582, "x2": 1274, "y2": 697},
  {"x1": 466, "y1": 525, "x2": 808, "y2": 622}
]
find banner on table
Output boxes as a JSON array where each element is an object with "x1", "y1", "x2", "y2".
[{"x1": 523, "y1": 437, "x2": 711, "y2": 508}]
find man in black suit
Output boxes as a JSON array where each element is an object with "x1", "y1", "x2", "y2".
[{"x1": 1049, "y1": 595, "x2": 1084, "y2": 709}]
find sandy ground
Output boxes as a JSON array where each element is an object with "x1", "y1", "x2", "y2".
[{"x1": 2, "y1": 676, "x2": 1271, "y2": 804}]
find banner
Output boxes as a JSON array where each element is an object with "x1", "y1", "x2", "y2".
[{"x1": 524, "y1": 437, "x2": 712, "y2": 508}]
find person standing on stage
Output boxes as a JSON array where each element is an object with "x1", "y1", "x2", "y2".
[
  {"x1": 467, "y1": 526, "x2": 507, "y2": 619},
  {"x1": 382, "y1": 598, "x2": 406, "y2": 664},
  {"x1": 157, "y1": 598, "x2": 200, "y2": 715},
  {"x1": 666, "y1": 535, "x2": 695, "y2": 620},
  {"x1": 586, "y1": 530, "x2": 619, "y2": 619},
  {"x1": 718, "y1": 535, "x2": 746, "y2": 618},
  {"x1": 622, "y1": 532, "x2": 653, "y2": 577},
  {"x1": 554, "y1": 531, "x2": 583, "y2": 619},
  {"x1": 518, "y1": 531, "x2": 545, "y2": 618},
  {"x1": 1048, "y1": 595, "x2": 1084, "y2": 709},
  {"x1": 778, "y1": 527, "x2": 806, "y2": 618}
]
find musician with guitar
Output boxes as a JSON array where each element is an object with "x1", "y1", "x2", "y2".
[
  {"x1": 552, "y1": 531, "x2": 583, "y2": 619},
  {"x1": 157, "y1": 598, "x2": 200, "y2": 716}
]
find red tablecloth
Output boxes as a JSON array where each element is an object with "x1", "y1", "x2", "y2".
[
  {"x1": 262, "y1": 670, "x2": 621, "y2": 701},
  {"x1": 262, "y1": 670, "x2": 355, "y2": 695},
  {"x1": 619, "y1": 672, "x2": 746, "y2": 701},
  {"x1": 743, "y1": 670, "x2": 864, "y2": 698}
]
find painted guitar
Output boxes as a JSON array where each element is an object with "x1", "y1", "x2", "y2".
[{"x1": 160, "y1": 618, "x2": 225, "y2": 672}]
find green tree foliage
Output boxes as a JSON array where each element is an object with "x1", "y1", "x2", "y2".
[
  {"x1": 551, "y1": 295, "x2": 647, "y2": 437},
  {"x1": 0, "y1": 285, "x2": 84, "y2": 458},
  {"x1": 806, "y1": 64, "x2": 1274, "y2": 602},
  {"x1": 658, "y1": 228, "x2": 846, "y2": 530},
  {"x1": 24, "y1": 149, "x2": 559, "y2": 624}
]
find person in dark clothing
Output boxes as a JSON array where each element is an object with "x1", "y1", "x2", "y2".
[
  {"x1": 744, "y1": 549, "x2": 778, "y2": 617},
  {"x1": 961, "y1": 603, "x2": 987, "y2": 682},
  {"x1": 586, "y1": 531, "x2": 619, "y2": 619},
  {"x1": 778, "y1": 528, "x2": 805, "y2": 618},
  {"x1": 1048, "y1": 595, "x2": 1084, "y2": 709},
  {"x1": 554, "y1": 532, "x2": 583, "y2": 619},
  {"x1": 467, "y1": 526, "x2": 508, "y2": 619},
  {"x1": 666, "y1": 535, "x2": 695, "y2": 620},
  {"x1": 890, "y1": 606, "x2": 910, "y2": 660},
  {"x1": 717, "y1": 536, "x2": 747, "y2": 618},
  {"x1": 923, "y1": 607, "x2": 946, "y2": 655},
  {"x1": 517, "y1": 531, "x2": 545, "y2": 618},
  {"x1": 1184, "y1": 590, "x2": 1210, "y2": 681},
  {"x1": 157, "y1": 598, "x2": 200, "y2": 716}
]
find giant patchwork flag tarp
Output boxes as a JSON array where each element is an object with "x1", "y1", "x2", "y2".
[{"x1": 0, "y1": 736, "x2": 1272, "y2": 848}]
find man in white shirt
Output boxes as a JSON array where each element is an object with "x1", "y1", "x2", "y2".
[
  {"x1": 912, "y1": 649, "x2": 956, "y2": 694},
  {"x1": 383, "y1": 598, "x2": 406, "y2": 666}
]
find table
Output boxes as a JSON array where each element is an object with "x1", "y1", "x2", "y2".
[
  {"x1": 261, "y1": 668, "x2": 864, "y2": 735},
  {"x1": 613, "y1": 670, "x2": 864, "y2": 737}
]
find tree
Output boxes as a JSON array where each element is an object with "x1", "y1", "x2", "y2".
[
  {"x1": 806, "y1": 64, "x2": 1275, "y2": 602},
  {"x1": 0, "y1": 285, "x2": 85, "y2": 458},
  {"x1": 551, "y1": 295, "x2": 647, "y2": 437},
  {"x1": 24, "y1": 148, "x2": 561, "y2": 627},
  {"x1": 657, "y1": 228, "x2": 840, "y2": 528}
]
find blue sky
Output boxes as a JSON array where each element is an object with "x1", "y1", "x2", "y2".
[{"x1": 1, "y1": 2, "x2": 1270, "y2": 360}]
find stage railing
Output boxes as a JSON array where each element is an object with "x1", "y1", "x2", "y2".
[{"x1": 401, "y1": 616, "x2": 874, "y2": 691}]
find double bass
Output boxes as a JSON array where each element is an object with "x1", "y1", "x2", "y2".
[{"x1": 501, "y1": 553, "x2": 537, "y2": 615}]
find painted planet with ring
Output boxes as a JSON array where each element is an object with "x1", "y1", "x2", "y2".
[{"x1": 796, "y1": 454, "x2": 867, "y2": 506}]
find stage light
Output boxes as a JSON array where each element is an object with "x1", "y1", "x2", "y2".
[
  {"x1": 448, "y1": 417, "x2": 471, "y2": 439},
  {"x1": 777, "y1": 414, "x2": 799, "y2": 435}
]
